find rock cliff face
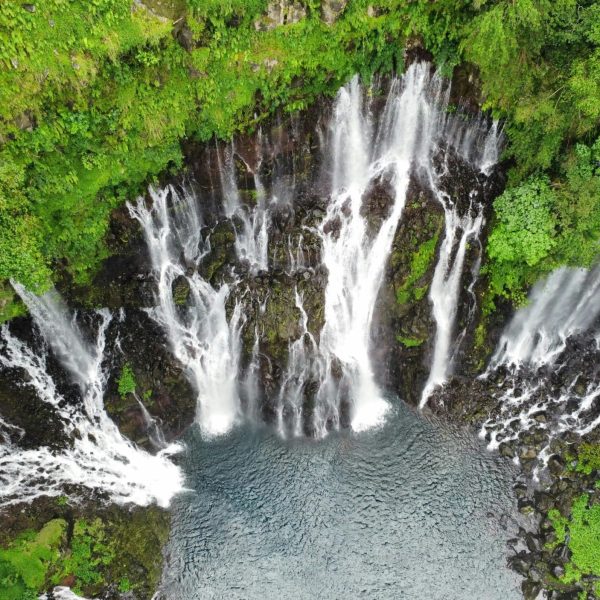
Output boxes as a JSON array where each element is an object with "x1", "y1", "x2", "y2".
[{"x1": 0, "y1": 61, "x2": 502, "y2": 448}]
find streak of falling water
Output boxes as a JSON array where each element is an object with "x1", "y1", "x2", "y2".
[
  {"x1": 418, "y1": 79, "x2": 503, "y2": 408},
  {"x1": 490, "y1": 266, "x2": 600, "y2": 369},
  {"x1": 478, "y1": 266, "x2": 600, "y2": 473},
  {"x1": 129, "y1": 186, "x2": 243, "y2": 437},
  {"x1": 277, "y1": 289, "x2": 319, "y2": 437},
  {"x1": 218, "y1": 144, "x2": 269, "y2": 272}
]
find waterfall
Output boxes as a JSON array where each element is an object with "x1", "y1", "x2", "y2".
[
  {"x1": 129, "y1": 186, "x2": 243, "y2": 437},
  {"x1": 0, "y1": 287, "x2": 183, "y2": 508},
  {"x1": 276, "y1": 289, "x2": 319, "y2": 437},
  {"x1": 480, "y1": 266, "x2": 600, "y2": 469},
  {"x1": 310, "y1": 63, "x2": 502, "y2": 429},
  {"x1": 418, "y1": 82, "x2": 503, "y2": 409},
  {"x1": 490, "y1": 266, "x2": 600, "y2": 369},
  {"x1": 218, "y1": 144, "x2": 270, "y2": 272}
]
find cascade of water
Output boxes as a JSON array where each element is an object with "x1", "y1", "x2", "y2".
[
  {"x1": 310, "y1": 62, "x2": 502, "y2": 430},
  {"x1": 417, "y1": 82, "x2": 503, "y2": 408},
  {"x1": 129, "y1": 186, "x2": 243, "y2": 437},
  {"x1": 490, "y1": 266, "x2": 600, "y2": 369},
  {"x1": 241, "y1": 327, "x2": 261, "y2": 421},
  {"x1": 41, "y1": 587, "x2": 92, "y2": 600},
  {"x1": 218, "y1": 144, "x2": 270, "y2": 272},
  {"x1": 286, "y1": 233, "x2": 308, "y2": 274},
  {"x1": 276, "y1": 289, "x2": 320, "y2": 437},
  {"x1": 0, "y1": 287, "x2": 183, "y2": 508},
  {"x1": 313, "y1": 68, "x2": 421, "y2": 434},
  {"x1": 479, "y1": 266, "x2": 600, "y2": 471},
  {"x1": 133, "y1": 392, "x2": 168, "y2": 450},
  {"x1": 419, "y1": 204, "x2": 485, "y2": 407}
]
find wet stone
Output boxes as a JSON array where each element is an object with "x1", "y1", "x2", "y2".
[
  {"x1": 499, "y1": 442, "x2": 515, "y2": 458},
  {"x1": 518, "y1": 499, "x2": 536, "y2": 515},
  {"x1": 519, "y1": 446, "x2": 538, "y2": 461}
]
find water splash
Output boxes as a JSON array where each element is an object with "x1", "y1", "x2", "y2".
[
  {"x1": 129, "y1": 186, "x2": 243, "y2": 437},
  {"x1": 0, "y1": 287, "x2": 183, "y2": 508}
]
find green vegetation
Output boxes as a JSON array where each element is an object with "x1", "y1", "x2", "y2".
[
  {"x1": 396, "y1": 335, "x2": 425, "y2": 348},
  {"x1": 0, "y1": 507, "x2": 170, "y2": 598},
  {"x1": 548, "y1": 494, "x2": 600, "y2": 594},
  {"x1": 574, "y1": 443, "x2": 600, "y2": 476},
  {"x1": 57, "y1": 519, "x2": 115, "y2": 594},
  {"x1": 0, "y1": 518, "x2": 113, "y2": 598},
  {"x1": 0, "y1": 0, "x2": 599, "y2": 317},
  {"x1": 0, "y1": 0, "x2": 406, "y2": 312},
  {"x1": 117, "y1": 363, "x2": 137, "y2": 398},
  {"x1": 0, "y1": 519, "x2": 65, "y2": 600},
  {"x1": 485, "y1": 139, "x2": 600, "y2": 305},
  {"x1": 396, "y1": 232, "x2": 440, "y2": 306}
]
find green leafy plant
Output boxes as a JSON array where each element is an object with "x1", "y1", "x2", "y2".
[
  {"x1": 118, "y1": 363, "x2": 137, "y2": 398},
  {"x1": 55, "y1": 519, "x2": 115, "y2": 594}
]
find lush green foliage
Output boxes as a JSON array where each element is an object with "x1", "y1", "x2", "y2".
[
  {"x1": 485, "y1": 139, "x2": 600, "y2": 304},
  {"x1": 0, "y1": 517, "x2": 116, "y2": 598},
  {"x1": 56, "y1": 519, "x2": 115, "y2": 594},
  {"x1": 396, "y1": 233, "x2": 439, "y2": 306},
  {"x1": 0, "y1": 516, "x2": 137, "y2": 598},
  {"x1": 0, "y1": 520, "x2": 65, "y2": 600},
  {"x1": 574, "y1": 443, "x2": 600, "y2": 476},
  {"x1": 0, "y1": 0, "x2": 407, "y2": 306},
  {"x1": 548, "y1": 495, "x2": 600, "y2": 591},
  {"x1": 118, "y1": 363, "x2": 137, "y2": 398},
  {"x1": 1, "y1": 0, "x2": 599, "y2": 316}
]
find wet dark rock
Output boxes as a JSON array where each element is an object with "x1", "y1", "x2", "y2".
[
  {"x1": 499, "y1": 442, "x2": 515, "y2": 458},
  {"x1": 518, "y1": 499, "x2": 536, "y2": 515},
  {"x1": 104, "y1": 310, "x2": 196, "y2": 444}
]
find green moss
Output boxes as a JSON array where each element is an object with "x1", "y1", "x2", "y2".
[
  {"x1": 0, "y1": 519, "x2": 66, "y2": 600},
  {"x1": 397, "y1": 335, "x2": 425, "y2": 348},
  {"x1": 395, "y1": 231, "x2": 440, "y2": 306},
  {"x1": 547, "y1": 494, "x2": 600, "y2": 594},
  {"x1": 574, "y1": 443, "x2": 600, "y2": 476},
  {"x1": 0, "y1": 507, "x2": 169, "y2": 599},
  {"x1": 118, "y1": 577, "x2": 132, "y2": 593},
  {"x1": 546, "y1": 508, "x2": 568, "y2": 549},
  {"x1": 55, "y1": 519, "x2": 115, "y2": 594},
  {"x1": 118, "y1": 363, "x2": 137, "y2": 399}
]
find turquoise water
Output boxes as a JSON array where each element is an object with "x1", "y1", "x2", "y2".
[{"x1": 159, "y1": 400, "x2": 521, "y2": 599}]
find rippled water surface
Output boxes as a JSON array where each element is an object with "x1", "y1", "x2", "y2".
[{"x1": 159, "y1": 401, "x2": 521, "y2": 599}]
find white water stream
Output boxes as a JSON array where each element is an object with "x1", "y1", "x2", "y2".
[
  {"x1": 0, "y1": 287, "x2": 183, "y2": 508},
  {"x1": 129, "y1": 186, "x2": 243, "y2": 437},
  {"x1": 130, "y1": 63, "x2": 502, "y2": 438},
  {"x1": 0, "y1": 65, "x2": 507, "y2": 514},
  {"x1": 480, "y1": 266, "x2": 600, "y2": 467},
  {"x1": 308, "y1": 63, "x2": 502, "y2": 426}
]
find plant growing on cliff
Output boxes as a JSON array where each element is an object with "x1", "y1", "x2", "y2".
[
  {"x1": 118, "y1": 363, "x2": 137, "y2": 398},
  {"x1": 0, "y1": 519, "x2": 65, "y2": 600},
  {"x1": 485, "y1": 177, "x2": 557, "y2": 303},
  {"x1": 55, "y1": 519, "x2": 115, "y2": 594}
]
